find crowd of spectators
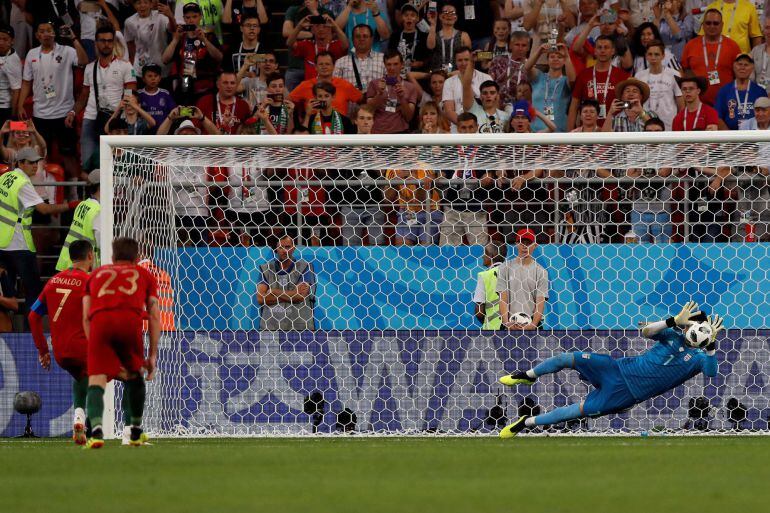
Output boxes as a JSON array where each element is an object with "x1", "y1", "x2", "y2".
[{"x1": 0, "y1": 0, "x2": 769, "y2": 312}]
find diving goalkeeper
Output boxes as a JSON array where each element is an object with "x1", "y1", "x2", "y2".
[{"x1": 498, "y1": 302, "x2": 723, "y2": 438}]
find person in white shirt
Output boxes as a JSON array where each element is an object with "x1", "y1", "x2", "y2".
[
  {"x1": 442, "y1": 46, "x2": 493, "y2": 127},
  {"x1": 73, "y1": 26, "x2": 136, "y2": 170},
  {"x1": 18, "y1": 21, "x2": 88, "y2": 182},
  {"x1": 0, "y1": 26, "x2": 22, "y2": 128},
  {"x1": 461, "y1": 61, "x2": 510, "y2": 133},
  {"x1": 634, "y1": 40, "x2": 684, "y2": 129},
  {"x1": 124, "y1": 0, "x2": 177, "y2": 79}
]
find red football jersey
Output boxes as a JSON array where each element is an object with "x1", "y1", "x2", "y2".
[
  {"x1": 38, "y1": 268, "x2": 89, "y2": 353},
  {"x1": 85, "y1": 264, "x2": 158, "y2": 319}
]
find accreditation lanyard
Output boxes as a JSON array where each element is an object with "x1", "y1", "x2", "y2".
[
  {"x1": 544, "y1": 74, "x2": 562, "y2": 106},
  {"x1": 216, "y1": 94, "x2": 234, "y2": 130},
  {"x1": 734, "y1": 81, "x2": 750, "y2": 115},
  {"x1": 441, "y1": 31, "x2": 456, "y2": 66},
  {"x1": 683, "y1": 103, "x2": 703, "y2": 131},
  {"x1": 718, "y1": 1, "x2": 739, "y2": 37},
  {"x1": 351, "y1": 9, "x2": 371, "y2": 32},
  {"x1": 702, "y1": 36, "x2": 722, "y2": 71},
  {"x1": 592, "y1": 65, "x2": 612, "y2": 104},
  {"x1": 508, "y1": 59, "x2": 523, "y2": 85},
  {"x1": 400, "y1": 32, "x2": 418, "y2": 60}
]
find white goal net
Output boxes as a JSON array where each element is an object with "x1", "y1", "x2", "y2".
[{"x1": 101, "y1": 132, "x2": 770, "y2": 436}]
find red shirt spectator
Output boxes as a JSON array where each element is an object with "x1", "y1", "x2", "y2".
[
  {"x1": 680, "y1": 11, "x2": 741, "y2": 106},
  {"x1": 195, "y1": 72, "x2": 251, "y2": 134},
  {"x1": 294, "y1": 39, "x2": 348, "y2": 80}
]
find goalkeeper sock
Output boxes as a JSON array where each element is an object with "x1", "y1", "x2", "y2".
[
  {"x1": 126, "y1": 378, "x2": 146, "y2": 426},
  {"x1": 532, "y1": 403, "x2": 582, "y2": 427},
  {"x1": 72, "y1": 377, "x2": 88, "y2": 410},
  {"x1": 122, "y1": 387, "x2": 132, "y2": 426},
  {"x1": 531, "y1": 353, "x2": 574, "y2": 377},
  {"x1": 86, "y1": 385, "x2": 105, "y2": 431}
]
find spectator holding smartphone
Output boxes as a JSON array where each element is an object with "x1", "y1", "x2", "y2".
[
  {"x1": 124, "y1": 0, "x2": 177, "y2": 81},
  {"x1": 253, "y1": 73, "x2": 295, "y2": 135},
  {"x1": 365, "y1": 50, "x2": 417, "y2": 133},
  {"x1": 225, "y1": 14, "x2": 266, "y2": 73},
  {"x1": 304, "y1": 81, "x2": 355, "y2": 133},
  {"x1": 289, "y1": 13, "x2": 349, "y2": 81},
  {"x1": 162, "y1": 2, "x2": 223, "y2": 104},
  {"x1": 236, "y1": 50, "x2": 279, "y2": 108},
  {"x1": 105, "y1": 92, "x2": 156, "y2": 135},
  {"x1": 1, "y1": 119, "x2": 47, "y2": 164}
]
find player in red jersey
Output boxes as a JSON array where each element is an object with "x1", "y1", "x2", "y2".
[
  {"x1": 83, "y1": 237, "x2": 160, "y2": 449},
  {"x1": 29, "y1": 240, "x2": 94, "y2": 445}
]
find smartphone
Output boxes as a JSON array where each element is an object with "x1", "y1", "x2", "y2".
[
  {"x1": 253, "y1": 54, "x2": 267, "y2": 64},
  {"x1": 385, "y1": 76, "x2": 398, "y2": 86},
  {"x1": 428, "y1": 1, "x2": 437, "y2": 15},
  {"x1": 309, "y1": 15, "x2": 326, "y2": 24},
  {"x1": 315, "y1": 100, "x2": 327, "y2": 109},
  {"x1": 267, "y1": 93, "x2": 284, "y2": 103},
  {"x1": 476, "y1": 51, "x2": 493, "y2": 60},
  {"x1": 179, "y1": 106, "x2": 194, "y2": 117},
  {"x1": 181, "y1": 24, "x2": 198, "y2": 32},
  {"x1": 123, "y1": 88, "x2": 133, "y2": 98},
  {"x1": 58, "y1": 25, "x2": 74, "y2": 39},
  {"x1": 9, "y1": 121, "x2": 27, "y2": 132},
  {"x1": 599, "y1": 10, "x2": 617, "y2": 24}
]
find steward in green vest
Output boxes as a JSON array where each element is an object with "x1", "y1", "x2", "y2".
[
  {"x1": 56, "y1": 170, "x2": 101, "y2": 271},
  {"x1": 0, "y1": 147, "x2": 76, "y2": 311},
  {"x1": 474, "y1": 241, "x2": 508, "y2": 330}
]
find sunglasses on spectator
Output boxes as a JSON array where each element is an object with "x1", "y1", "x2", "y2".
[
  {"x1": 703, "y1": 21, "x2": 721, "y2": 26},
  {"x1": 441, "y1": 11, "x2": 457, "y2": 15}
]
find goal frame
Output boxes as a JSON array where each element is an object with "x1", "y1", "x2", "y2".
[{"x1": 98, "y1": 131, "x2": 770, "y2": 438}]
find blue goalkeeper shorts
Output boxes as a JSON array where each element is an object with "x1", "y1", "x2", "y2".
[{"x1": 573, "y1": 352, "x2": 637, "y2": 417}]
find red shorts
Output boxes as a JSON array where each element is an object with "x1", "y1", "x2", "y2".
[
  {"x1": 88, "y1": 311, "x2": 145, "y2": 380},
  {"x1": 53, "y1": 337, "x2": 88, "y2": 379}
]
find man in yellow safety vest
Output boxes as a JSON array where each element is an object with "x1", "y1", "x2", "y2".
[
  {"x1": 56, "y1": 170, "x2": 101, "y2": 271},
  {"x1": 473, "y1": 240, "x2": 508, "y2": 330},
  {"x1": 0, "y1": 147, "x2": 78, "y2": 311}
]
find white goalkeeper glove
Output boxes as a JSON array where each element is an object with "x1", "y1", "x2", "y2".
[
  {"x1": 705, "y1": 314, "x2": 725, "y2": 351},
  {"x1": 667, "y1": 301, "x2": 701, "y2": 328}
]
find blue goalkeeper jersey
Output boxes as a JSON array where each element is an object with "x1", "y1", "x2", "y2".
[{"x1": 617, "y1": 329, "x2": 718, "y2": 402}]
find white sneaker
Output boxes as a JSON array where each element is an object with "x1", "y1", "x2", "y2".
[
  {"x1": 121, "y1": 425, "x2": 131, "y2": 446},
  {"x1": 73, "y1": 408, "x2": 87, "y2": 446}
]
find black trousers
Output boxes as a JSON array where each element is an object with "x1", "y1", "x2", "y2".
[{"x1": 0, "y1": 249, "x2": 41, "y2": 314}]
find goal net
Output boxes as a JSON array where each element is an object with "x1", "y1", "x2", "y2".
[{"x1": 100, "y1": 132, "x2": 770, "y2": 437}]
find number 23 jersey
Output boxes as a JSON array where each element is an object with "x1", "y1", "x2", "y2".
[{"x1": 85, "y1": 264, "x2": 158, "y2": 319}]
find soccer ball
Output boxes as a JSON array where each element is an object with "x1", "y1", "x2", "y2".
[
  {"x1": 685, "y1": 322, "x2": 713, "y2": 348},
  {"x1": 510, "y1": 312, "x2": 532, "y2": 325}
]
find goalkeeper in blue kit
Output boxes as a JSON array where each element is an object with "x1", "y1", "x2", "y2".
[{"x1": 498, "y1": 302, "x2": 724, "y2": 438}]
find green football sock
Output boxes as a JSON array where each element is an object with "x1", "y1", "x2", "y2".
[
  {"x1": 86, "y1": 385, "x2": 105, "y2": 430},
  {"x1": 126, "y1": 378, "x2": 146, "y2": 426},
  {"x1": 122, "y1": 387, "x2": 132, "y2": 426},
  {"x1": 72, "y1": 377, "x2": 88, "y2": 410}
]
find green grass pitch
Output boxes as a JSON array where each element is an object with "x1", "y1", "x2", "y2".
[{"x1": 2, "y1": 436, "x2": 768, "y2": 513}]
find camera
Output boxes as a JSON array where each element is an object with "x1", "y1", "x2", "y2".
[
  {"x1": 181, "y1": 24, "x2": 198, "y2": 32},
  {"x1": 620, "y1": 101, "x2": 632, "y2": 109},
  {"x1": 315, "y1": 100, "x2": 327, "y2": 109},
  {"x1": 59, "y1": 25, "x2": 74, "y2": 39},
  {"x1": 267, "y1": 93, "x2": 284, "y2": 103},
  {"x1": 476, "y1": 51, "x2": 493, "y2": 60},
  {"x1": 385, "y1": 76, "x2": 398, "y2": 86}
]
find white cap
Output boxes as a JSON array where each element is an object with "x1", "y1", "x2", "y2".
[{"x1": 174, "y1": 120, "x2": 201, "y2": 135}]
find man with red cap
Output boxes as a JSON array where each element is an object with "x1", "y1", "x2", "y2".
[{"x1": 494, "y1": 228, "x2": 549, "y2": 330}]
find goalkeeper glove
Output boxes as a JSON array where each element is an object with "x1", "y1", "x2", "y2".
[
  {"x1": 667, "y1": 301, "x2": 701, "y2": 328},
  {"x1": 705, "y1": 314, "x2": 725, "y2": 351}
]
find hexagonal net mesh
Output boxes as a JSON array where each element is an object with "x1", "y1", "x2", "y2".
[{"x1": 102, "y1": 133, "x2": 770, "y2": 437}]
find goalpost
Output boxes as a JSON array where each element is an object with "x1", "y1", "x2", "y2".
[{"x1": 99, "y1": 131, "x2": 770, "y2": 437}]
